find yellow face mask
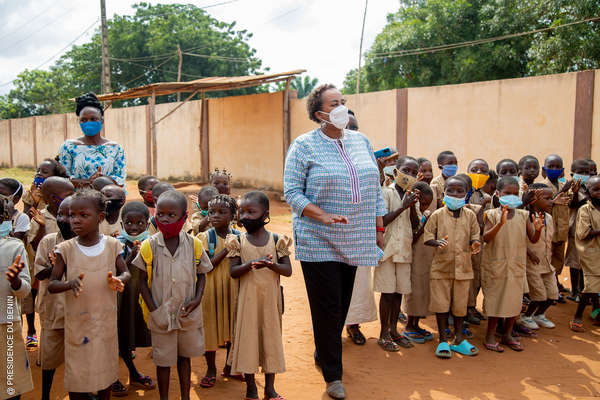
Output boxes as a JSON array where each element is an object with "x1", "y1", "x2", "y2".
[
  {"x1": 468, "y1": 173, "x2": 489, "y2": 190},
  {"x1": 394, "y1": 169, "x2": 417, "y2": 191}
]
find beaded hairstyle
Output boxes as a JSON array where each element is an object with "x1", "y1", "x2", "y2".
[
  {"x1": 208, "y1": 194, "x2": 238, "y2": 216},
  {"x1": 209, "y1": 168, "x2": 232, "y2": 182}
]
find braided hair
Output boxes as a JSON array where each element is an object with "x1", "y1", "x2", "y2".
[
  {"x1": 209, "y1": 168, "x2": 232, "y2": 182},
  {"x1": 75, "y1": 92, "x2": 103, "y2": 116},
  {"x1": 208, "y1": 194, "x2": 238, "y2": 216}
]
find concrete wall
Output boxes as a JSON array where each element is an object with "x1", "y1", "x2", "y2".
[
  {"x1": 0, "y1": 121, "x2": 10, "y2": 167},
  {"x1": 209, "y1": 91, "x2": 284, "y2": 190},
  {"x1": 36, "y1": 114, "x2": 68, "y2": 163},
  {"x1": 104, "y1": 104, "x2": 148, "y2": 177},
  {"x1": 407, "y1": 73, "x2": 577, "y2": 172},
  {"x1": 591, "y1": 70, "x2": 600, "y2": 162},
  {"x1": 11, "y1": 117, "x2": 35, "y2": 167}
]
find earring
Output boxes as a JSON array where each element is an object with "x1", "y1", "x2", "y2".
[{"x1": 265, "y1": 216, "x2": 271, "y2": 225}]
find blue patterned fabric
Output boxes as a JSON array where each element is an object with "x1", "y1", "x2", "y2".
[
  {"x1": 58, "y1": 140, "x2": 126, "y2": 186},
  {"x1": 284, "y1": 128, "x2": 386, "y2": 267}
]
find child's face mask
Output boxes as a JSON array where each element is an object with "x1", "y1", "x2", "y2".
[
  {"x1": 393, "y1": 169, "x2": 417, "y2": 191},
  {"x1": 0, "y1": 220, "x2": 12, "y2": 238},
  {"x1": 499, "y1": 194, "x2": 522, "y2": 209},
  {"x1": 442, "y1": 164, "x2": 458, "y2": 177},
  {"x1": 156, "y1": 213, "x2": 188, "y2": 239},
  {"x1": 444, "y1": 195, "x2": 466, "y2": 210},
  {"x1": 467, "y1": 173, "x2": 489, "y2": 190}
]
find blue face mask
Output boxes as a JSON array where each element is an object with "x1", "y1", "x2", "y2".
[
  {"x1": 558, "y1": 177, "x2": 566, "y2": 184},
  {"x1": 420, "y1": 214, "x2": 427, "y2": 224},
  {"x1": 0, "y1": 220, "x2": 12, "y2": 238},
  {"x1": 499, "y1": 194, "x2": 522, "y2": 209},
  {"x1": 543, "y1": 167, "x2": 563, "y2": 181},
  {"x1": 573, "y1": 173, "x2": 590, "y2": 185},
  {"x1": 442, "y1": 164, "x2": 458, "y2": 177},
  {"x1": 33, "y1": 176, "x2": 46, "y2": 187},
  {"x1": 444, "y1": 195, "x2": 466, "y2": 210},
  {"x1": 80, "y1": 121, "x2": 103, "y2": 136},
  {"x1": 120, "y1": 230, "x2": 149, "y2": 243}
]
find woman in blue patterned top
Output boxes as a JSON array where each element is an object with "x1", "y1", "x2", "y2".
[
  {"x1": 284, "y1": 84, "x2": 386, "y2": 400},
  {"x1": 58, "y1": 93, "x2": 126, "y2": 189}
]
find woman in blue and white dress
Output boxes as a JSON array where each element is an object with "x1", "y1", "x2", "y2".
[{"x1": 58, "y1": 93, "x2": 126, "y2": 189}]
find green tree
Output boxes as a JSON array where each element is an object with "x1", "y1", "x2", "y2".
[
  {"x1": 1, "y1": 2, "x2": 264, "y2": 118},
  {"x1": 275, "y1": 75, "x2": 319, "y2": 98}
]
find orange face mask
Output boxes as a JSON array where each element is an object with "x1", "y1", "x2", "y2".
[{"x1": 468, "y1": 173, "x2": 489, "y2": 190}]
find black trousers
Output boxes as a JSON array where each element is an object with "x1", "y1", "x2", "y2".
[{"x1": 301, "y1": 261, "x2": 357, "y2": 383}]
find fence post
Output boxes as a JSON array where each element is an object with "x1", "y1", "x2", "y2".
[
  {"x1": 572, "y1": 70, "x2": 595, "y2": 160},
  {"x1": 8, "y1": 120, "x2": 13, "y2": 168},
  {"x1": 145, "y1": 105, "x2": 152, "y2": 175},
  {"x1": 200, "y1": 91, "x2": 209, "y2": 182},
  {"x1": 396, "y1": 88, "x2": 408, "y2": 156},
  {"x1": 63, "y1": 114, "x2": 68, "y2": 141},
  {"x1": 32, "y1": 116, "x2": 38, "y2": 167}
]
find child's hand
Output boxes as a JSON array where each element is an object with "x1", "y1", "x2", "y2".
[
  {"x1": 522, "y1": 183, "x2": 528, "y2": 193},
  {"x1": 572, "y1": 179, "x2": 582, "y2": 194},
  {"x1": 180, "y1": 299, "x2": 200, "y2": 317},
  {"x1": 30, "y1": 184, "x2": 42, "y2": 204},
  {"x1": 48, "y1": 251, "x2": 56, "y2": 266},
  {"x1": 318, "y1": 213, "x2": 348, "y2": 224},
  {"x1": 107, "y1": 271, "x2": 124, "y2": 292},
  {"x1": 250, "y1": 255, "x2": 274, "y2": 270},
  {"x1": 471, "y1": 241, "x2": 481, "y2": 255},
  {"x1": 189, "y1": 194, "x2": 198, "y2": 207},
  {"x1": 401, "y1": 190, "x2": 419, "y2": 209},
  {"x1": 416, "y1": 171, "x2": 425, "y2": 182},
  {"x1": 423, "y1": 210, "x2": 431, "y2": 219},
  {"x1": 89, "y1": 166, "x2": 103, "y2": 182},
  {"x1": 553, "y1": 192, "x2": 570, "y2": 206},
  {"x1": 69, "y1": 273, "x2": 84, "y2": 297},
  {"x1": 5, "y1": 255, "x2": 25, "y2": 289},
  {"x1": 533, "y1": 211, "x2": 545, "y2": 231},
  {"x1": 500, "y1": 205, "x2": 509, "y2": 225},
  {"x1": 435, "y1": 235, "x2": 449, "y2": 248},
  {"x1": 28, "y1": 207, "x2": 46, "y2": 227}
]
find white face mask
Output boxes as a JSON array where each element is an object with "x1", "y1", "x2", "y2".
[{"x1": 320, "y1": 105, "x2": 349, "y2": 130}]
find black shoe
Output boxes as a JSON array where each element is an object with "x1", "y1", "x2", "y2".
[
  {"x1": 557, "y1": 294, "x2": 567, "y2": 304},
  {"x1": 473, "y1": 309, "x2": 486, "y2": 320},
  {"x1": 558, "y1": 283, "x2": 569, "y2": 293},
  {"x1": 466, "y1": 311, "x2": 481, "y2": 326}
]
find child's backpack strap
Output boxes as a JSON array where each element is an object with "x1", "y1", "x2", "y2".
[
  {"x1": 150, "y1": 216, "x2": 157, "y2": 229},
  {"x1": 192, "y1": 235, "x2": 204, "y2": 266},
  {"x1": 138, "y1": 238, "x2": 153, "y2": 324},
  {"x1": 273, "y1": 233, "x2": 279, "y2": 245}
]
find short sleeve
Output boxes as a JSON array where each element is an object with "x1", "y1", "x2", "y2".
[
  {"x1": 193, "y1": 236, "x2": 213, "y2": 274},
  {"x1": 469, "y1": 212, "x2": 480, "y2": 243},
  {"x1": 133, "y1": 239, "x2": 152, "y2": 272},
  {"x1": 423, "y1": 211, "x2": 438, "y2": 243},
  {"x1": 108, "y1": 144, "x2": 126, "y2": 187},
  {"x1": 14, "y1": 213, "x2": 30, "y2": 233},
  {"x1": 225, "y1": 234, "x2": 241, "y2": 258},
  {"x1": 34, "y1": 235, "x2": 53, "y2": 275},
  {"x1": 197, "y1": 231, "x2": 209, "y2": 249},
  {"x1": 275, "y1": 234, "x2": 292, "y2": 259},
  {"x1": 576, "y1": 206, "x2": 592, "y2": 241}
]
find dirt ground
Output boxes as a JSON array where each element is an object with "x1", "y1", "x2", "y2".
[{"x1": 21, "y1": 183, "x2": 600, "y2": 400}]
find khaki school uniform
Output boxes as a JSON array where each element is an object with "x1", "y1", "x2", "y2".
[
  {"x1": 189, "y1": 211, "x2": 211, "y2": 235},
  {"x1": 575, "y1": 203, "x2": 600, "y2": 293},
  {"x1": 424, "y1": 207, "x2": 479, "y2": 317},
  {"x1": 430, "y1": 175, "x2": 446, "y2": 208},
  {"x1": 467, "y1": 191, "x2": 492, "y2": 307},
  {"x1": 374, "y1": 186, "x2": 414, "y2": 294},
  {"x1": 0, "y1": 237, "x2": 33, "y2": 400},
  {"x1": 226, "y1": 233, "x2": 291, "y2": 374},
  {"x1": 565, "y1": 192, "x2": 586, "y2": 270},
  {"x1": 55, "y1": 236, "x2": 122, "y2": 393},
  {"x1": 403, "y1": 223, "x2": 434, "y2": 317},
  {"x1": 35, "y1": 232, "x2": 66, "y2": 370},
  {"x1": 197, "y1": 230, "x2": 237, "y2": 351},
  {"x1": 542, "y1": 177, "x2": 570, "y2": 274},
  {"x1": 133, "y1": 231, "x2": 212, "y2": 367},
  {"x1": 22, "y1": 188, "x2": 47, "y2": 211},
  {"x1": 526, "y1": 213, "x2": 559, "y2": 301},
  {"x1": 100, "y1": 216, "x2": 122, "y2": 237},
  {"x1": 481, "y1": 208, "x2": 528, "y2": 317}
]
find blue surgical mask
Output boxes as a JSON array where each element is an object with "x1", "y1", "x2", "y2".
[
  {"x1": 543, "y1": 167, "x2": 563, "y2": 181},
  {"x1": 383, "y1": 166, "x2": 395, "y2": 177},
  {"x1": 444, "y1": 195, "x2": 466, "y2": 210},
  {"x1": 499, "y1": 194, "x2": 522, "y2": 209},
  {"x1": 573, "y1": 173, "x2": 590, "y2": 185},
  {"x1": 80, "y1": 121, "x2": 103, "y2": 136},
  {"x1": 0, "y1": 220, "x2": 12, "y2": 238},
  {"x1": 33, "y1": 176, "x2": 45, "y2": 187},
  {"x1": 442, "y1": 164, "x2": 458, "y2": 177},
  {"x1": 120, "y1": 230, "x2": 149, "y2": 243},
  {"x1": 558, "y1": 177, "x2": 566, "y2": 184}
]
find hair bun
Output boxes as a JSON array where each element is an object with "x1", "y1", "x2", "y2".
[{"x1": 75, "y1": 92, "x2": 103, "y2": 116}]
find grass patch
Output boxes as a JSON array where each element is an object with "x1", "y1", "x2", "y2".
[{"x1": 0, "y1": 168, "x2": 36, "y2": 186}]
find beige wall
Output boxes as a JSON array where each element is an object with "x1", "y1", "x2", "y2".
[
  {"x1": 11, "y1": 117, "x2": 35, "y2": 167},
  {"x1": 36, "y1": 114, "x2": 68, "y2": 163},
  {"x1": 407, "y1": 73, "x2": 577, "y2": 173},
  {"x1": 155, "y1": 100, "x2": 203, "y2": 179},
  {"x1": 0, "y1": 121, "x2": 10, "y2": 167},
  {"x1": 209, "y1": 91, "x2": 284, "y2": 190},
  {"x1": 104, "y1": 104, "x2": 148, "y2": 177},
  {"x1": 591, "y1": 70, "x2": 600, "y2": 163}
]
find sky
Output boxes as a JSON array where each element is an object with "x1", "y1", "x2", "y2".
[{"x1": 0, "y1": 0, "x2": 400, "y2": 95}]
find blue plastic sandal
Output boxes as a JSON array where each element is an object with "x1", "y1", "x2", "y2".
[
  {"x1": 417, "y1": 328, "x2": 434, "y2": 341},
  {"x1": 450, "y1": 339, "x2": 479, "y2": 356},
  {"x1": 402, "y1": 331, "x2": 426, "y2": 344},
  {"x1": 435, "y1": 342, "x2": 452, "y2": 359}
]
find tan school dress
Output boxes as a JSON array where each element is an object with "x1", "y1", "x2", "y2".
[
  {"x1": 575, "y1": 203, "x2": 600, "y2": 293},
  {"x1": 481, "y1": 208, "x2": 528, "y2": 317},
  {"x1": 198, "y1": 230, "x2": 238, "y2": 351},
  {"x1": 226, "y1": 233, "x2": 291, "y2": 375},
  {"x1": 56, "y1": 236, "x2": 121, "y2": 393},
  {"x1": 403, "y1": 228, "x2": 434, "y2": 317}
]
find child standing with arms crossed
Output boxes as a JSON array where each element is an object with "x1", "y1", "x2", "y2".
[
  {"x1": 227, "y1": 191, "x2": 292, "y2": 400},
  {"x1": 424, "y1": 176, "x2": 481, "y2": 358},
  {"x1": 0, "y1": 198, "x2": 33, "y2": 400},
  {"x1": 48, "y1": 189, "x2": 131, "y2": 399},
  {"x1": 571, "y1": 175, "x2": 600, "y2": 332},
  {"x1": 135, "y1": 190, "x2": 212, "y2": 400},
  {"x1": 481, "y1": 178, "x2": 544, "y2": 352},
  {"x1": 197, "y1": 194, "x2": 241, "y2": 388}
]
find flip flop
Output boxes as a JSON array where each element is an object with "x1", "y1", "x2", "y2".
[
  {"x1": 222, "y1": 371, "x2": 245, "y2": 381},
  {"x1": 484, "y1": 342, "x2": 504, "y2": 353},
  {"x1": 130, "y1": 375, "x2": 156, "y2": 390},
  {"x1": 346, "y1": 325, "x2": 366, "y2": 345},
  {"x1": 569, "y1": 319, "x2": 585, "y2": 332},
  {"x1": 263, "y1": 396, "x2": 285, "y2": 400},
  {"x1": 111, "y1": 381, "x2": 129, "y2": 397},
  {"x1": 416, "y1": 327, "x2": 434, "y2": 341},
  {"x1": 377, "y1": 338, "x2": 401, "y2": 352},
  {"x1": 501, "y1": 338, "x2": 523, "y2": 352},
  {"x1": 435, "y1": 342, "x2": 452, "y2": 359},
  {"x1": 402, "y1": 331, "x2": 426, "y2": 344},
  {"x1": 199, "y1": 375, "x2": 216, "y2": 388},
  {"x1": 450, "y1": 339, "x2": 479, "y2": 356}
]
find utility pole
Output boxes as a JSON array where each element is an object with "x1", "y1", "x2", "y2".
[
  {"x1": 356, "y1": 0, "x2": 368, "y2": 95},
  {"x1": 100, "y1": 0, "x2": 111, "y2": 94},
  {"x1": 177, "y1": 44, "x2": 182, "y2": 101}
]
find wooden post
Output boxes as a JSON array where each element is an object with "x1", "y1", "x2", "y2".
[
  {"x1": 32, "y1": 117, "x2": 38, "y2": 167},
  {"x1": 145, "y1": 104, "x2": 152, "y2": 175},
  {"x1": 176, "y1": 44, "x2": 182, "y2": 102},
  {"x1": 63, "y1": 114, "x2": 68, "y2": 141},
  {"x1": 572, "y1": 70, "x2": 595, "y2": 160},
  {"x1": 282, "y1": 77, "x2": 293, "y2": 164},
  {"x1": 395, "y1": 88, "x2": 408, "y2": 155},
  {"x1": 150, "y1": 90, "x2": 157, "y2": 176},
  {"x1": 8, "y1": 120, "x2": 13, "y2": 168},
  {"x1": 200, "y1": 91, "x2": 210, "y2": 182}
]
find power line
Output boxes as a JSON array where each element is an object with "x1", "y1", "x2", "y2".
[
  {"x1": 0, "y1": 3, "x2": 57, "y2": 41},
  {"x1": 182, "y1": 51, "x2": 252, "y2": 62},
  {"x1": 371, "y1": 16, "x2": 600, "y2": 59}
]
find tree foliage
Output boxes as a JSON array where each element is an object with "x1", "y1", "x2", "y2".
[
  {"x1": 1, "y1": 2, "x2": 264, "y2": 118},
  {"x1": 275, "y1": 75, "x2": 319, "y2": 98},
  {"x1": 343, "y1": 0, "x2": 600, "y2": 93}
]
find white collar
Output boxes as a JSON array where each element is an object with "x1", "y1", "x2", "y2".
[{"x1": 317, "y1": 128, "x2": 345, "y2": 142}]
